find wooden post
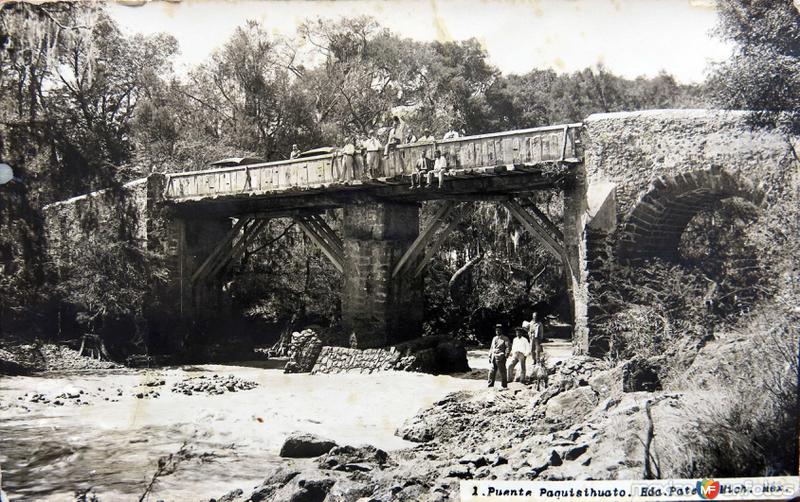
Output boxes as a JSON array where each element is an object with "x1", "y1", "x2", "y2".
[{"x1": 412, "y1": 208, "x2": 468, "y2": 278}]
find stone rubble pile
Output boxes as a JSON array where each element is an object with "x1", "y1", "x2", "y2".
[
  {"x1": 16, "y1": 385, "x2": 124, "y2": 407},
  {"x1": 39, "y1": 344, "x2": 120, "y2": 371},
  {"x1": 311, "y1": 346, "x2": 414, "y2": 374},
  {"x1": 283, "y1": 329, "x2": 324, "y2": 373},
  {"x1": 170, "y1": 374, "x2": 258, "y2": 396}
]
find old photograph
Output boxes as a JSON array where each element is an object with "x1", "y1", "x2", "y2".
[{"x1": 0, "y1": 0, "x2": 798, "y2": 500}]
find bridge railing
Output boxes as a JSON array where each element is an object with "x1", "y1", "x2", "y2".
[{"x1": 163, "y1": 123, "x2": 582, "y2": 200}]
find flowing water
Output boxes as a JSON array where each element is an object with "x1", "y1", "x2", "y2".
[{"x1": 0, "y1": 364, "x2": 484, "y2": 501}]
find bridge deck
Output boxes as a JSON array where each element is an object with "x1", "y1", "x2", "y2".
[{"x1": 163, "y1": 123, "x2": 583, "y2": 216}]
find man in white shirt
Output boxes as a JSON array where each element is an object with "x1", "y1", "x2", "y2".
[
  {"x1": 426, "y1": 150, "x2": 448, "y2": 189},
  {"x1": 384, "y1": 116, "x2": 406, "y2": 155},
  {"x1": 364, "y1": 130, "x2": 383, "y2": 177},
  {"x1": 507, "y1": 327, "x2": 530, "y2": 383},
  {"x1": 443, "y1": 129, "x2": 460, "y2": 140},
  {"x1": 418, "y1": 128, "x2": 436, "y2": 142}
]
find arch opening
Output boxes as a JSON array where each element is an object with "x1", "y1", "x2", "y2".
[{"x1": 618, "y1": 168, "x2": 764, "y2": 263}]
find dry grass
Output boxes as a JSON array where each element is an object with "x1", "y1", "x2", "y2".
[{"x1": 674, "y1": 304, "x2": 799, "y2": 476}]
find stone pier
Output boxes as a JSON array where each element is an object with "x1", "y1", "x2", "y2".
[{"x1": 340, "y1": 201, "x2": 423, "y2": 348}]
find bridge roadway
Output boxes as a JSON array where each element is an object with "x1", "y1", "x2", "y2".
[{"x1": 162, "y1": 123, "x2": 584, "y2": 217}]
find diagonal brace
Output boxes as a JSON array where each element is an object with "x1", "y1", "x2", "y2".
[
  {"x1": 191, "y1": 217, "x2": 251, "y2": 284},
  {"x1": 294, "y1": 215, "x2": 344, "y2": 273},
  {"x1": 521, "y1": 198, "x2": 565, "y2": 242},
  {"x1": 503, "y1": 199, "x2": 564, "y2": 261},
  {"x1": 392, "y1": 201, "x2": 459, "y2": 278},
  {"x1": 412, "y1": 207, "x2": 469, "y2": 278},
  {"x1": 208, "y1": 218, "x2": 269, "y2": 278}
]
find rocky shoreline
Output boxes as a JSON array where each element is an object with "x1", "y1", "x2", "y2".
[{"x1": 205, "y1": 332, "x2": 752, "y2": 502}]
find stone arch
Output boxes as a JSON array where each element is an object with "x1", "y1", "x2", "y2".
[{"x1": 618, "y1": 167, "x2": 765, "y2": 262}]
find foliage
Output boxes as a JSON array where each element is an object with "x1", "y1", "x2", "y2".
[
  {"x1": 230, "y1": 217, "x2": 341, "y2": 337},
  {"x1": 707, "y1": 0, "x2": 800, "y2": 131},
  {"x1": 592, "y1": 259, "x2": 709, "y2": 361},
  {"x1": 52, "y1": 210, "x2": 168, "y2": 352}
]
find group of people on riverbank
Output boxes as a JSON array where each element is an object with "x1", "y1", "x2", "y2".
[
  {"x1": 290, "y1": 116, "x2": 465, "y2": 188},
  {"x1": 487, "y1": 312, "x2": 546, "y2": 390}
]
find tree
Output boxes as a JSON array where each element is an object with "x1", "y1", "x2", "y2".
[{"x1": 707, "y1": 0, "x2": 800, "y2": 130}]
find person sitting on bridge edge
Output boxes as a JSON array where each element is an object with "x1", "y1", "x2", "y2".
[
  {"x1": 507, "y1": 327, "x2": 530, "y2": 383},
  {"x1": 364, "y1": 129, "x2": 383, "y2": 178},
  {"x1": 488, "y1": 324, "x2": 511, "y2": 389},
  {"x1": 290, "y1": 144, "x2": 300, "y2": 159},
  {"x1": 411, "y1": 150, "x2": 434, "y2": 189},
  {"x1": 426, "y1": 150, "x2": 448, "y2": 189}
]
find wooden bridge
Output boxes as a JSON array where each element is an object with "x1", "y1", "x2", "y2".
[
  {"x1": 155, "y1": 123, "x2": 588, "y2": 349},
  {"x1": 163, "y1": 123, "x2": 583, "y2": 212}
]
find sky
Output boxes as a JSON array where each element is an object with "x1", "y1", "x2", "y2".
[{"x1": 107, "y1": 0, "x2": 733, "y2": 84}]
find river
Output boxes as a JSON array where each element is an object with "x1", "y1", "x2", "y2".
[{"x1": 0, "y1": 363, "x2": 484, "y2": 501}]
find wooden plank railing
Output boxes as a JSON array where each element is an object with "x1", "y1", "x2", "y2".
[{"x1": 163, "y1": 123, "x2": 582, "y2": 201}]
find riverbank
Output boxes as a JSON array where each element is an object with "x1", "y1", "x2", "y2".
[{"x1": 0, "y1": 363, "x2": 484, "y2": 501}]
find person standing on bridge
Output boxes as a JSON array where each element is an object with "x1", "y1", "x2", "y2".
[
  {"x1": 488, "y1": 324, "x2": 511, "y2": 389},
  {"x1": 384, "y1": 116, "x2": 406, "y2": 155},
  {"x1": 364, "y1": 129, "x2": 383, "y2": 178},
  {"x1": 290, "y1": 144, "x2": 301, "y2": 159},
  {"x1": 443, "y1": 127, "x2": 460, "y2": 140},
  {"x1": 419, "y1": 128, "x2": 435, "y2": 142},
  {"x1": 507, "y1": 327, "x2": 530, "y2": 383},
  {"x1": 340, "y1": 137, "x2": 357, "y2": 183}
]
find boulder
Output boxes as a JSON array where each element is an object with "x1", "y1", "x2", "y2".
[
  {"x1": 324, "y1": 478, "x2": 373, "y2": 501},
  {"x1": 545, "y1": 386, "x2": 599, "y2": 422},
  {"x1": 279, "y1": 433, "x2": 338, "y2": 458},
  {"x1": 249, "y1": 466, "x2": 301, "y2": 502},
  {"x1": 319, "y1": 444, "x2": 390, "y2": 470},
  {"x1": 562, "y1": 443, "x2": 589, "y2": 461},
  {"x1": 529, "y1": 449, "x2": 562, "y2": 476},
  {"x1": 622, "y1": 357, "x2": 662, "y2": 393},
  {"x1": 269, "y1": 472, "x2": 337, "y2": 502}
]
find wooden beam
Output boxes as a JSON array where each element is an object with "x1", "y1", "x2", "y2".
[
  {"x1": 521, "y1": 198, "x2": 565, "y2": 242},
  {"x1": 191, "y1": 217, "x2": 250, "y2": 284},
  {"x1": 294, "y1": 217, "x2": 344, "y2": 273},
  {"x1": 412, "y1": 208, "x2": 468, "y2": 278},
  {"x1": 503, "y1": 199, "x2": 564, "y2": 260},
  {"x1": 391, "y1": 201, "x2": 458, "y2": 278},
  {"x1": 208, "y1": 218, "x2": 268, "y2": 278},
  {"x1": 307, "y1": 214, "x2": 343, "y2": 253}
]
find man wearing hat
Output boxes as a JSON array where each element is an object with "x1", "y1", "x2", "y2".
[
  {"x1": 488, "y1": 324, "x2": 511, "y2": 389},
  {"x1": 507, "y1": 326, "x2": 531, "y2": 383},
  {"x1": 523, "y1": 312, "x2": 544, "y2": 365}
]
